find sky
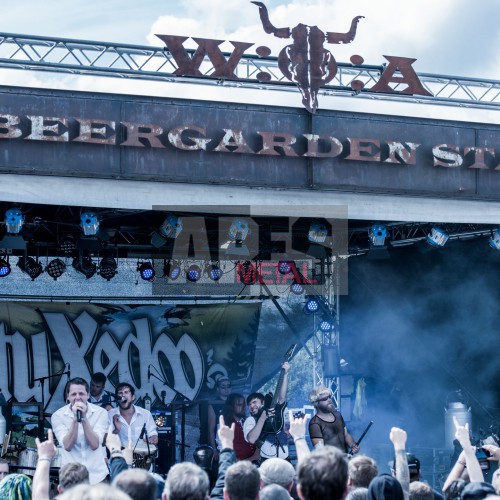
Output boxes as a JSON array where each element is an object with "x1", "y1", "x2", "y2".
[{"x1": 1, "y1": 0, "x2": 499, "y2": 121}]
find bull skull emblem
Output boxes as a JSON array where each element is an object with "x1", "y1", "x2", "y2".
[{"x1": 252, "y1": 1, "x2": 364, "y2": 113}]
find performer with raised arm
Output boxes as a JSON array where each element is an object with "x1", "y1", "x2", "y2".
[
  {"x1": 51, "y1": 377, "x2": 109, "y2": 484},
  {"x1": 243, "y1": 361, "x2": 290, "y2": 462},
  {"x1": 308, "y1": 385, "x2": 359, "y2": 454}
]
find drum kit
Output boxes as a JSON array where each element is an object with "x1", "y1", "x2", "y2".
[{"x1": 1, "y1": 417, "x2": 160, "y2": 475}]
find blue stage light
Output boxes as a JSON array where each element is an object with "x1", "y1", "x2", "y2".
[
  {"x1": 278, "y1": 261, "x2": 293, "y2": 275},
  {"x1": 0, "y1": 258, "x2": 11, "y2": 277},
  {"x1": 489, "y1": 229, "x2": 500, "y2": 250},
  {"x1": 426, "y1": 227, "x2": 449, "y2": 247},
  {"x1": 186, "y1": 264, "x2": 202, "y2": 282},
  {"x1": 305, "y1": 297, "x2": 320, "y2": 314},
  {"x1": 369, "y1": 224, "x2": 388, "y2": 246},
  {"x1": 138, "y1": 262, "x2": 155, "y2": 281},
  {"x1": 319, "y1": 318, "x2": 333, "y2": 332},
  {"x1": 208, "y1": 265, "x2": 223, "y2": 281},
  {"x1": 290, "y1": 280, "x2": 304, "y2": 295},
  {"x1": 80, "y1": 212, "x2": 99, "y2": 236}
]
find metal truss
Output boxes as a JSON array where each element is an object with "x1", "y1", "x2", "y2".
[
  {"x1": 0, "y1": 32, "x2": 499, "y2": 110},
  {"x1": 310, "y1": 255, "x2": 343, "y2": 409}
]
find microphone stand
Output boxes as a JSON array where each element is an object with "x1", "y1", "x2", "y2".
[{"x1": 33, "y1": 365, "x2": 70, "y2": 416}]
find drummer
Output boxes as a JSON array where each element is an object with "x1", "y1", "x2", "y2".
[{"x1": 108, "y1": 383, "x2": 158, "y2": 450}]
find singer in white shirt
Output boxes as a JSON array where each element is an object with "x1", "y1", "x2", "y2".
[
  {"x1": 108, "y1": 382, "x2": 158, "y2": 451},
  {"x1": 51, "y1": 377, "x2": 109, "y2": 484}
]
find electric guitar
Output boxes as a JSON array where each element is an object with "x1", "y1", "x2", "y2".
[{"x1": 256, "y1": 344, "x2": 296, "y2": 448}]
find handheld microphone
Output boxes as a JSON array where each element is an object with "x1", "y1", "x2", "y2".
[
  {"x1": 139, "y1": 423, "x2": 147, "y2": 440},
  {"x1": 147, "y1": 366, "x2": 151, "y2": 382},
  {"x1": 76, "y1": 410, "x2": 82, "y2": 422}
]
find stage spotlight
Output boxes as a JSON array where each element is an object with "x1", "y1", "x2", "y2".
[
  {"x1": 238, "y1": 260, "x2": 257, "y2": 284},
  {"x1": 151, "y1": 214, "x2": 183, "y2": 248},
  {"x1": 278, "y1": 260, "x2": 293, "y2": 275},
  {"x1": 163, "y1": 260, "x2": 181, "y2": 280},
  {"x1": 229, "y1": 219, "x2": 249, "y2": 242},
  {"x1": 0, "y1": 258, "x2": 11, "y2": 277},
  {"x1": 290, "y1": 280, "x2": 304, "y2": 295},
  {"x1": 72, "y1": 257, "x2": 97, "y2": 279},
  {"x1": 5, "y1": 208, "x2": 24, "y2": 234},
  {"x1": 80, "y1": 212, "x2": 99, "y2": 236},
  {"x1": 489, "y1": 229, "x2": 500, "y2": 250},
  {"x1": 99, "y1": 257, "x2": 117, "y2": 281},
  {"x1": 61, "y1": 234, "x2": 77, "y2": 255},
  {"x1": 426, "y1": 227, "x2": 449, "y2": 247},
  {"x1": 308, "y1": 222, "x2": 328, "y2": 243},
  {"x1": 17, "y1": 257, "x2": 43, "y2": 280},
  {"x1": 186, "y1": 264, "x2": 202, "y2": 282},
  {"x1": 304, "y1": 297, "x2": 320, "y2": 314},
  {"x1": 207, "y1": 264, "x2": 223, "y2": 281},
  {"x1": 369, "y1": 224, "x2": 387, "y2": 247},
  {"x1": 319, "y1": 317, "x2": 334, "y2": 332},
  {"x1": 46, "y1": 258, "x2": 66, "y2": 280},
  {"x1": 138, "y1": 262, "x2": 155, "y2": 281}
]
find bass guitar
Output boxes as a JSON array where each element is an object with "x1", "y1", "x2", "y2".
[{"x1": 256, "y1": 344, "x2": 296, "y2": 448}]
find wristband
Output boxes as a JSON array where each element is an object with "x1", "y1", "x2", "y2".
[
  {"x1": 38, "y1": 457, "x2": 52, "y2": 462},
  {"x1": 110, "y1": 448, "x2": 122, "y2": 454},
  {"x1": 294, "y1": 435, "x2": 306, "y2": 441}
]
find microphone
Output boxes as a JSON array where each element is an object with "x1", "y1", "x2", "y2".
[
  {"x1": 139, "y1": 423, "x2": 147, "y2": 440},
  {"x1": 148, "y1": 366, "x2": 151, "y2": 382},
  {"x1": 76, "y1": 410, "x2": 82, "y2": 422},
  {"x1": 67, "y1": 363, "x2": 70, "y2": 380}
]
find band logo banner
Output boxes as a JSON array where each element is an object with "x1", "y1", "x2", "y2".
[{"x1": 0, "y1": 301, "x2": 261, "y2": 413}]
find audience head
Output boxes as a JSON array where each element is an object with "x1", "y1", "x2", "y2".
[
  {"x1": 260, "y1": 483, "x2": 291, "y2": 500},
  {"x1": 224, "y1": 460, "x2": 261, "y2": 500},
  {"x1": 56, "y1": 483, "x2": 132, "y2": 499},
  {"x1": 259, "y1": 457, "x2": 295, "y2": 491},
  {"x1": 163, "y1": 462, "x2": 209, "y2": 500},
  {"x1": 390, "y1": 453, "x2": 420, "y2": 482},
  {"x1": 367, "y1": 473, "x2": 404, "y2": 500},
  {"x1": 297, "y1": 445, "x2": 348, "y2": 500},
  {"x1": 0, "y1": 473, "x2": 32, "y2": 500},
  {"x1": 409, "y1": 481, "x2": 434, "y2": 500},
  {"x1": 346, "y1": 487, "x2": 369, "y2": 500},
  {"x1": 0, "y1": 458, "x2": 9, "y2": 481},
  {"x1": 444, "y1": 479, "x2": 467, "y2": 500},
  {"x1": 460, "y1": 481, "x2": 497, "y2": 500},
  {"x1": 58, "y1": 462, "x2": 90, "y2": 493},
  {"x1": 112, "y1": 468, "x2": 157, "y2": 500},
  {"x1": 348, "y1": 455, "x2": 378, "y2": 488}
]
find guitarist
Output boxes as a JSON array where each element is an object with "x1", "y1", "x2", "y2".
[
  {"x1": 308, "y1": 385, "x2": 359, "y2": 454},
  {"x1": 243, "y1": 361, "x2": 290, "y2": 463}
]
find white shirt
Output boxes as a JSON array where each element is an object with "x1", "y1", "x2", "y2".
[
  {"x1": 243, "y1": 415, "x2": 289, "y2": 459},
  {"x1": 108, "y1": 405, "x2": 158, "y2": 450},
  {"x1": 51, "y1": 402, "x2": 109, "y2": 484}
]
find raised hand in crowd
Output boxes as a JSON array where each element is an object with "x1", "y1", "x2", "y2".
[
  {"x1": 288, "y1": 409, "x2": 311, "y2": 464},
  {"x1": 389, "y1": 427, "x2": 409, "y2": 500},
  {"x1": 452, "y1": 416, "x2": 484, "y2": 483},
  {"x1": 32, "y1": 429, "x2": 57, "y2": 500},
  {"x1": 218, "y1": 414, "x2": 235, "y2": 450}
]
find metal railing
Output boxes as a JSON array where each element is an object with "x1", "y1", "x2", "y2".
[{"x1": 0, "y1": 32, "x2": 499, "y2": 110}]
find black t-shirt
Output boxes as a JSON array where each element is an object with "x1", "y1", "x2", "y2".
[{"x1": 308, "y1": 411, "x2": 347, "y2": 452}]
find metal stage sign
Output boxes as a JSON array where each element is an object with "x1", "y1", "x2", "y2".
[{"x1": 0, "y1": 86, "x2": 499, "y2": 202}]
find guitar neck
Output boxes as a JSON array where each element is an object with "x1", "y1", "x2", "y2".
[{"x1": 271, "y1": 368, "x2": 286, "y2": 407}]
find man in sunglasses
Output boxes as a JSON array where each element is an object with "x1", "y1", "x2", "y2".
[{"x1": 308, "y1": 386, "x2": 359, "y2": 454}]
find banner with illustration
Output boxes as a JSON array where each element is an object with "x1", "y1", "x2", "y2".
[{"x1": 0, "y1": 302, "x2": 261, "y2": 413}]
